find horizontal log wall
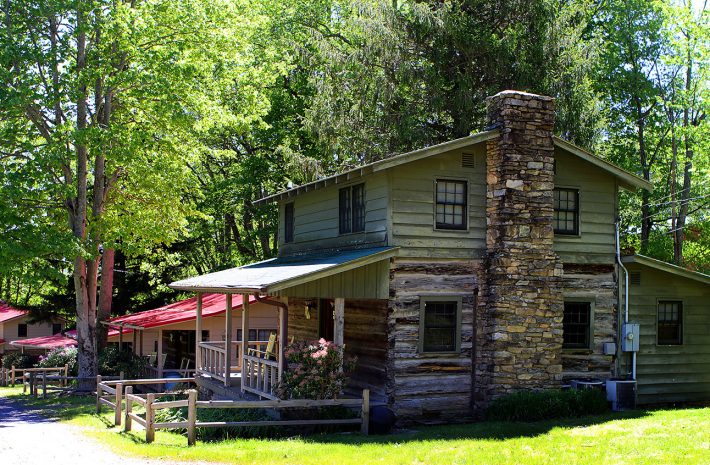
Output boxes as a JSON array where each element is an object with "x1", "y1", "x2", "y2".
[
  {"x1": 287, "y1": 297, "x2": 389, "y2": 402},
  {"x1": 560, "y1": 263, "x2": 616, "y2": 381},
  {"x1": 388, "y1": 258, "x2": 481, "y2": 423}
]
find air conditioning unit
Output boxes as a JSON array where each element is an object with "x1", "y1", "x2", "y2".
[{"x1": 606, "y1": 379, "x2": 636, "y2": 411}]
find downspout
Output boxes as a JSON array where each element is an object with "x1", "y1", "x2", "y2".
[{"x1": 615, "y1": 221, "x2": 635, "y2": 380}]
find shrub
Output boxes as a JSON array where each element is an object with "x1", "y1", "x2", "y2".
[
  {"x1": 98, "y1": 345, "x2": 146, "y2": 379},
  {"x1": 1, "y1": 352, "x2": 35, "y2": 369},
  {"x1": 154, "y1": 399, "x2": 275, "y2": 441},
  {"x1": 276, "y1": 338, "x2": 356, "y2": 400},
  {"x1": 37, "y1": 347, "x2": 78, "y2": 375},
  {"x1": 486, "y1": 388, "x2": 609, "y2": 422}
]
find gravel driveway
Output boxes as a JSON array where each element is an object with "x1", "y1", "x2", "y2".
[{"x1": 0, "y1": 396, "x2": 210, "y2": 465}]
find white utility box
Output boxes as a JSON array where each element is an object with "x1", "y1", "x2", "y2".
[{"x1": 621, "y1": 323, "x2": 640, "y2": 352}]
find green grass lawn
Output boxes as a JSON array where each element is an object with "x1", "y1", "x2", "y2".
[{"x1": 2, "y1": 386, "x2": 709, "y2": 465}]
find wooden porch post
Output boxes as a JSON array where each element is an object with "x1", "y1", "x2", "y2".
[
  {"x1": 132, "y1": 330, "x2": 137, "y2": 355},
  {"x1": 157, "y1": 329, "x2": 163, "y2": 378},
  {"x1": 139, "y1": 330, "x2": 144, "y2": 357},
  {"x1": 119, "y1": 325, "x2": 124, "y2": 350},
  {"x1": 334, "y1": 297, "x2": 345, "y2": 346},
  {"x1": 195, "y1": 292, "x2": 203, "y2": 373},
  {"x1": 241, "y1": 293, "x2": 249, "y2": 393},
  {"x1": 224, "y1": 293, "x2": 233, "y2": 387},
  {"x1": 277, "y1": 301, "x2": 287, "y2": 381}
]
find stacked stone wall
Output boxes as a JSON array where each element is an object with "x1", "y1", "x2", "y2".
[{"x1": 479, "y1": 91, "x2": 564, "y2": 402}]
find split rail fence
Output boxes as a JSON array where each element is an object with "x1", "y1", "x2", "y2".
[{"x1": 97, "y1": 376, "x2": 370, "y2": 446}]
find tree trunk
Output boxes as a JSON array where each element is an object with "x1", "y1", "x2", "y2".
[
  {"x1": 73, "y1": 0, "x2": 98, "y2": 389},
  {"x1": 96, "y1": 248, "x2": 115, "y2": 350}
]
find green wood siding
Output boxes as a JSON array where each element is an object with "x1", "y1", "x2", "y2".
[
  {"x1": 553, "y1": 147, "x2": 618, "y2": 264},
  {"x1": 625, "y1": 263, "x2": 710, "y2": 404},
  {"x1": 271, "y1": 260, "x2": 390, "y2": 299},
  {"x1": 278, "y1": 172, "x2": 389, "y2": 255},
  {"x1": 389, "y1": 143, "x2": 487, "y2": 258}
]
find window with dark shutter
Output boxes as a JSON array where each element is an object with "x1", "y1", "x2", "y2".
[
  {"x1": 352, "y1": 183, "x2": 365, "y2": 232},
  {"x1": 435, "y1": 180, "x2": 467, "y2": 230},
  {"x1": 339, "y1": 184, "x2": 365, "y2": 234},
  {"x1": 658, "y1": 301, "x2": 682, "y2": 345},
  {"x1": 284, "y1": 202, "x2": 294, "y2": 243},
  {"x1": 554, "y1": 188, "x2": 579, "y2": 235},
  {"x1": 563, "y1": 301, "x2": 591, "y2": 349}
]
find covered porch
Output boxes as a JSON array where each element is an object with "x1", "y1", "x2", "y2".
[{"x1": 170, "y1": 247, "x2": 396, "y2": 400}]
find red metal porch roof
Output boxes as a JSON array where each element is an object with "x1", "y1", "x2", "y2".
[{"x1": 10, "y1": 334, "x2": 77, "y2": 350}]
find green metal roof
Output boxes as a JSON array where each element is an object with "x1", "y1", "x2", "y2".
[
  {"x1": 169, "y1": 247, "x2": 398, "y2": 294},
  {"x1": 622, "y1": 254, "x2": 710, "y2": 286}
]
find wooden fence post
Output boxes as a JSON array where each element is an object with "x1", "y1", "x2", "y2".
[
  {"x1": 124, "y1": 386, "x2": 133, "y2": 432},
  {"x1": 361, "y1": 389, "x2": 370, "y2": 435},
  {"x1": 63, "y1": 364, "x2": 69, "y2": 387},
  {"x1": 96, "y1": 375, "x2": 102, "y2": 413},
  {"x1": 187, "y1": 389, "x2": 197, "y2": 446},
  {"x1": 42, "y1": 372, "x2": 47, "y2": 399},
  {"x1": 11, "y1": 365, "x2": 15, "y2": 386},
  {"x1": 145, "y1": 393, "x2": 155, "y2": 443},
  {"x1": 30, "y1": 372, "x2": 36, "y2": 398},
  {"x1": 115, "y1": 383, "x2": 123, "y2": 426}
]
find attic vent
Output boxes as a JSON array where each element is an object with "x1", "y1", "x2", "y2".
[
  {"x1": 461, "y1": 152, "x2": 476, "y2": 169},
  {"x1": 629, "y1": 272, "x2": 641, "y2": 286}
]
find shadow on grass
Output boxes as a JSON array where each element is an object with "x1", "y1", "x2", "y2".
[{"x1": 305, "y1": 410, "x2": 651, "y2": 446}]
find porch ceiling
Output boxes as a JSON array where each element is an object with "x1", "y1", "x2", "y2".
[{"x1": 169, "y1": 247, "x2": 398, "y2": 295}]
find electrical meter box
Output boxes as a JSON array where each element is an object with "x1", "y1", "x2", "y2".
[{"x1": 621, "y1": 323, "x2": 640, "y2": 352}]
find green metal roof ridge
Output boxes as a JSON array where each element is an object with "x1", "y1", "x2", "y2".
[
  {"x1": 622, "y1": 254, "x2": 710, "y2": 286},
  {"x1": 253, "y1": 130, "x2": 499, "y2": 206}
]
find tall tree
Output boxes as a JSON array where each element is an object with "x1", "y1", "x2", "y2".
[{"x1": 0, "y1": 0, "x2": 269, "y2": 383}]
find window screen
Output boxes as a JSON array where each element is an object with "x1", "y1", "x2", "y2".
[
  {"x1": 352, "y1": 183, "x2": 365, "y2": 232},
  {"x1": 658, "y1": 301, "x2": 682, "y2": 345},
  {"x1": 435, "y1": 180, "x2": 467, "y2": 230},
  {"x1": 554, "y1": 188, "x2": 579, "y2": 235},
  {"x1": 18, "y1": 323, "x2": 27, "y2": 338},
  {"x1": 52, "y1": 323, "x2": 62, "y2": 335},
  {"x1": 421, "y1": 300, "x2": 458, "y2": 352},
  {"x1": 563, "y1": 301, "x2": 591, "y2": 348},
  {"x1": 339, "y1": 187, "x2": 352, "y2": 234}
]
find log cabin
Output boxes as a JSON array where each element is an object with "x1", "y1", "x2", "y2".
[{"x1": 167, "y1": 90, "x2": 708, "y2": 422}]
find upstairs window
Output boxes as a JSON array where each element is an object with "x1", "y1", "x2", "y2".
[
  {"x1": 52, "y1": 323, "x2": 62, "y2": 335},
  {"x1": 18, "y1": 323, "x2": 27, "y2": 338},
  {"x1": 419, "y1": 297, "x2": 461, "y2": 353},
  {"x1": 339, "y1": 184, "x2": 365, "y2": 234},
  {"x1": 284, "y1": 202, "x2": 294, "y2": 243},
  {"x1": 563, "y1": 301, "x2": 591, "y2": 349},
  {"x1": 435, "y1": 180, "x2": 467, "y2": 230},
  {"x1": 554, "y1": 188, "x2": 579, "y2": 235},
  {"x1": 658, "y1": 300, "x2": 682, "y2": 345}
]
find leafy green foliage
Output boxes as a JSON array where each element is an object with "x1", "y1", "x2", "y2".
[
  {"x1": 486, "y1": 388, "x2": 609, "y2": 422},
  {"x1": 97, "y1": 346, "x2": 146, "y2": 379},
  {"x1": 37, "y1": 347, "x2": 78, "y2": 376},
  {"x1": 1, "y1": 352, "x2": 35, "y2": 369},
  {"x1": 276, "y1": 339, "x2": 355, "y2": 400}
]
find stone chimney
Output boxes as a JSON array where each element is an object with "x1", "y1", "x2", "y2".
[{"x1": 480, "y1": 91, "x2": 564, "y2": 400}]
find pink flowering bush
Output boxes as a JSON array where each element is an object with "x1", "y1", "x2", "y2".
[{"x1": 276, "y1": 338, "x2": 356, "y2": 400}]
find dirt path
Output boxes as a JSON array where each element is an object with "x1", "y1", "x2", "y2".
[{"x1": 0, "y1": 397, "x2": 206, "y2": 465}]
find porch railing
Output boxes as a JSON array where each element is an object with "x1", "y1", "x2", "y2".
[
  {"x1": 197, "y1": 340, "x2": 275, "y2": 385},
  {"x1": 242, "y1": 353, "x2": 280, "y2": 400}
]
